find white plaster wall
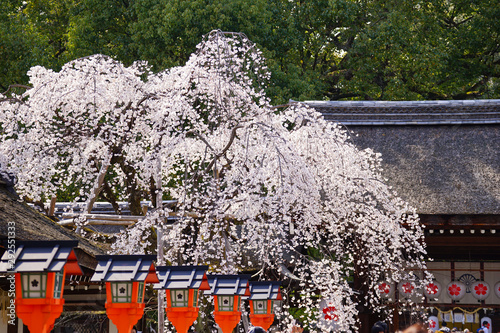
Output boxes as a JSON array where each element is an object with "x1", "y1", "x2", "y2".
[{"x1": 454, "y1": 262, "x2": 481, "y2": 305}]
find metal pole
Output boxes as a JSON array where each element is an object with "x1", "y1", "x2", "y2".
[{"x1": 156, "y1": 158, "x2": 165, "y2": 333}]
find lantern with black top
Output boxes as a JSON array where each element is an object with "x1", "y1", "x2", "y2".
[
  {"x1": 0, "y1": 240, "x2": 83, "y2": 333},
  {"x1": 91, "y1": 255, "x2": 159, "y2": 333},
  {"x1": 207, "y1": 274, "x2": 251, "y2": 333},
  {"x1": 154, "y1": 266, "x2": 210, "y2": 333},
  {"x1": 248, "y1": 281, "x2": 282, "y2": 331}
]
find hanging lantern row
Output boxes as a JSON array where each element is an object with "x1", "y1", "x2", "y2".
[
  {"x1": 377, "y1": 280, "x2": 499, "y2": 301},
  {"x1": 0, "y1": 242, "x2": 283, "y2": 333},
  {"x1": 153, "y1": 267, "x2": 283, "y2": 333}
]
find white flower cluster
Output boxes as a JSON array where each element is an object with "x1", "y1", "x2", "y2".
[{"x1": 0, "y1": 30, "x2": 431, "y2": 331}]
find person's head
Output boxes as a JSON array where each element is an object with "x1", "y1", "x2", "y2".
[
  {"x1": 249, "y1": 327, "x2": 267, "y2": 333},
  {"x1": 372, "y1": 325, "x2": 385, "y2": 333},
  {"x1": 482, "y1": 322, "x2": 488, "y2": 327},
  {"x1": 464, "y1": 329, "x2": 470, "y2": 333},
  {"x1": 131, "y1": 326, "x2": 137, "y2": 333},
  {"x1": 452, "y1": 328, "x2": 457, "y2": 332},
  {"x1": 376, "y1": 322, "x2": 389, "y2": 333}
]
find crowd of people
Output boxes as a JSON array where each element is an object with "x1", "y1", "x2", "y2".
[
  {"x1": 131, "y1": 319, "x2": 490, "y2": 333},
  {"x1": 434, "y1": 321, "x2": 490, "y2": 333}
]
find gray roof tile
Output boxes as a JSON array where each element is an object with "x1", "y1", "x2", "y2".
[
  {"x1": 154, "y1": 265, "x2": 209, "y2": 290},
  {"x1": 302, "y1": 100, "x2": 500, "y2": 125},
  {"x1": 91, "y1": 255, "x2": 158, "y2": 282},
  {"x1": 206, "y1": 274, "x2": 250, "y2": 296},
  {"x1": 0, "y1": 240, "x2": 80, "y2": 273},
  {"x1": 248, "y1": 281, "x2": 281, "y2": 300}
]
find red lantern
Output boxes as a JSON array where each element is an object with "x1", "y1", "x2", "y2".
[
  {"x1": 424, "y1": 281, "x2": 442, "y2": 298},
  {"x1": 446, "y1": 281, "x2": 466, "y2": 301},
  {"x1": 471, "y1": 281, "x2": 490, "y2": 301},
  {"x1": 207, "y1": 274, "x2": 251, "y2": 333},
  {"x1": 0, "y1": 241, "x2": 83, "y2": 333},
  {"x1": 248, "y1": 281, "x2": 282, "y2": 331},
  {"x1": 154, "y1": 266, "x2": 210, "y2": 333},
  {"x1": 91, "y1": 255, "x2": 159, "y2": 333}
]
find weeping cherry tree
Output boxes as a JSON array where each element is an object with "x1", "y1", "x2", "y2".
[{"x1": 0, "y1": 31, "x2": 431, "y2": 332}]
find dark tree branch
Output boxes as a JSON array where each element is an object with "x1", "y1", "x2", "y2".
[{"x1": 2, "y1": 84, "x2": 32, "y2": 96}]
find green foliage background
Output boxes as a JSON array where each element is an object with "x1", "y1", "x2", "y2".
[{"x1": 2, "y1": 0, "x2": 499, "y2": 103}]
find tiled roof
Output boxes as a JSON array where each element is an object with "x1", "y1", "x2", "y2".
[
  {"x1": 248, "y1": 281, "x2": 281, "y2": 300},
  {"x1": 302, "y1": 100, "x2": 500, "y2": 125},
  {"x1": 154, "y1": 265, "x2": 209, "y2": 290},
  {"x1": 0, "y1": 185, "x2": 106, "y2": 259},
  {"x1": 206, "y1": 274, "x2": 250, "y2": 296},
  {"x1": 91, "y1": 255, "x2": 159, "y2": 283},
  {"x1": 0, "y1": 240, "x2": 81, "y2": 273}
]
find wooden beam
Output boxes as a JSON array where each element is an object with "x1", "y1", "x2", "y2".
[
  {"x1": 425, "y1": 235, "x2": 500, "y2": 247},
  {"x1": 420, "y1": 214, "x2": 500, "y2": 228}
]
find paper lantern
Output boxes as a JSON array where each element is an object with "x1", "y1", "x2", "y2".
[
  {"x1": 446, "y1": 281, "x2": 466, "y2": 301},
  {"x1": 471, "y1": 281, "x2": 490, "y2": 300},
  {"x1": 428, "y1": 316, "x2": 439, "y2": 332},
  {"x1": 480, "y1": 317, "x2": 491, "y2": 332},
  {"x1": 398, "y1": 281, "x2": 416, "y2": 297},
  {"x1": 317, "y1": 299, "x2": 340, "y2": 331},
  {"x1": 377, "y1": 281, "x2": 395, "y2": 298},
  {"x1": 494, "y1": 281, "x2": 500, "y2": 298},
  {"x1": 424, "y1": 281, "x2": 442, "y2": 299}
]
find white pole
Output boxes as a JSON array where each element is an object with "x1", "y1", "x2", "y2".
[{"x1": 155, "y1": 158, "x2": 165, "y2": 333}]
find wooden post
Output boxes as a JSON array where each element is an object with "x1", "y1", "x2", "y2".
[{"x1": 48, "y1": 196, "x2": 57, "y2": 216}]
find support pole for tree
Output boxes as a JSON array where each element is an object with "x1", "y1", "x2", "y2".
[
  {"x1": 155, "y1": 158, "x2": 165, "y2": 333},
  {"x1": 48, "y1": 196, "x2": 57, "y2": 216},
  {"x1": 86, "y1": 154, "x2": 112, "y2": 214},
  {"x1": 75, "y1": 154, "x2": 111, "y2": 234}
]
